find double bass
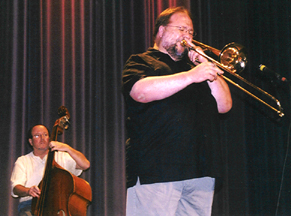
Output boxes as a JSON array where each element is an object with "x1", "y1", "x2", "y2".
[{"x1": 31, "y1": 106, "x2": 92, "y2": 216}]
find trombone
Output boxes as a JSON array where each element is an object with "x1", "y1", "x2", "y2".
[{"x1": 181, "y1": 39, "x2": 284, "y2": 117}]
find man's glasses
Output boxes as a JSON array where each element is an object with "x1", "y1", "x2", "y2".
[
  {"x1": 33, "y1": 134, "x2": 49, "y2": 139},
  {"x1": 167, "y1": 25, "x2": 196, "y2": 37}
]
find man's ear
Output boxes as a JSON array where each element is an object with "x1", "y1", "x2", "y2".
[
  {"x1": 28, "y1": 139, "x2": 33, "y2": 146},
  {"x1": 157, "y1": 25, "x2": 165, "y2": 38}
]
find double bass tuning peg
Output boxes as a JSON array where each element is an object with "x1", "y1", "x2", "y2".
[
  {"x1": 57, "y1": 106, "x2": 70, "y2": 131},
  {"x1": 58, "y1": 106, "x2": 71, "y2": 119}
]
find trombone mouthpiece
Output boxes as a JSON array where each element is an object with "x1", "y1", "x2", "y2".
[
  {"x1": 181, "y1": 40, "x2": 194, "y2": 50},
  {"x1": 181, "y1": 40, "x2": 188, "y2": 47}
]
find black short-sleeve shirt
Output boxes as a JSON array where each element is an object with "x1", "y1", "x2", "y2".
[{"x1": 122, "y1": 48, "x2": 223, "y2": 188}]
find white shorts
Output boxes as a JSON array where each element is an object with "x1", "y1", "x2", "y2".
[{"x1": 126, "y1": 177, "x2": 215, "y2": 216}]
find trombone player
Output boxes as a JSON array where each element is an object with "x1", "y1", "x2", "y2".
[{"x1": 122, "y1": 6, "x2": 232, "y2": 216}]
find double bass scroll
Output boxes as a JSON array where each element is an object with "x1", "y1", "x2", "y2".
[{"x1": 31, "y1": 106, "x2": 92, "y2": 216}]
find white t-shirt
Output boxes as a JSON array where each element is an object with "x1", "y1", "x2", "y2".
[{"x1": 10, "y1": 151, "x2": 83, "y2": 203}]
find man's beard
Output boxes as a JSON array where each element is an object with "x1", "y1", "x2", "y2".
[{"x1": 164, "y1": 42, "x2": 188, "y2": 61}]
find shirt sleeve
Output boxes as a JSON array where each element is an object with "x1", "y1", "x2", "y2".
[
  {"x1": 122, "y1": 54, "x2": 152, "y2": 95},
  {"x1": 10, "y1": 157, "x2": 28, "y2": 197},
  {"x1": 54, "y1": 151, "x2": 83, "y2": 177}
]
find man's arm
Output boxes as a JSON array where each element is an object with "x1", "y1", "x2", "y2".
[
  {"x1": 13, "y1": 185, "x2": 40, "y2": 198},
  {"x1": 130, "y1": 61, "x2": 224, "y2": 103},
  {"x1": 207, "y1": 76, "x2": 232, "y2": 113},
  {"x1": 49, "y1": 141, "x2": 90, "y2": 170}
]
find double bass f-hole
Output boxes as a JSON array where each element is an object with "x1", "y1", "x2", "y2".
[{"x1": 57, "y1": 210, "x2": 66, "y2": 216}]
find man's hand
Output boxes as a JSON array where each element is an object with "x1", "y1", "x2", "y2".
[
  {"x1": 49, "y1": 141, "x2": 69, "y2": 152},
  {"x1": 28, "y1": 185, "x2": 41, "y2": 198}
]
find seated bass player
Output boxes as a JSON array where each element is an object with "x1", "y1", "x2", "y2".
[{"x1": 10, "y1": 124, "x2": 90, "y2": 216}]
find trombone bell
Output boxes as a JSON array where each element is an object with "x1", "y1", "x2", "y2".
[{"x1": 219, "y1": 42, "x2": 247, "y2": 74}]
